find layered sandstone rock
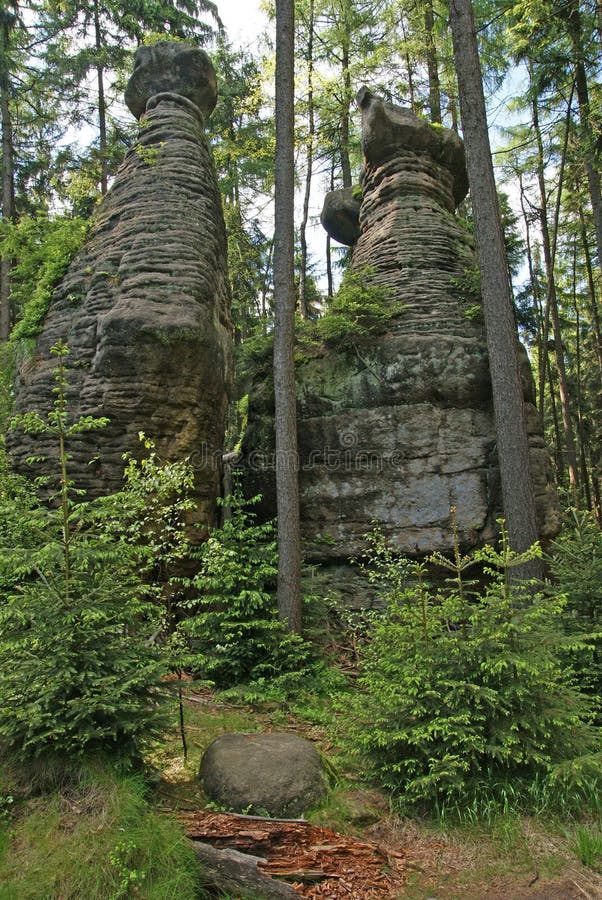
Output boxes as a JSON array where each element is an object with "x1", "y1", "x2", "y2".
[
  {"x1": 8, "y1": 43, "x2": 232, "y2": 528},
  {"x1": 243, "y1": 90, "x2": 558, "y2": 567}
]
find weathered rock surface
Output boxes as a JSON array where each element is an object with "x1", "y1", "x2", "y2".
[
  {"x1": 8, "y1": 43, "x2": 232, "y2": 527},
  {"x1": 242, "y1": 90, "x2": 558, "y2": 570},
  {"x1": 320, "y1": 186, "x2": 362, "y2": 246},
  {"x1": 199, "y1": 733, "x2": 329, "y2": 817},
  {"x1": 124, "y1": 42, "x2": 217, "y2": 120}
]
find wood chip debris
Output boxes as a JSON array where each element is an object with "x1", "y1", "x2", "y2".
[{"x1": 180, "y1": 809, "x2": 406, "y2": 898}]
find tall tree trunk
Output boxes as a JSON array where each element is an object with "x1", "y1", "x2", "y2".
[
  {"x1": 298, "y1": 0, "x2": 315, "y2": 319},
  {"x1": 547, "y1": 354, "x2": 565, "y2": 483},
  {"x1": 424, "y1": 0, "x2": 442, "y2": 123},
  {"x1": 0, "y1": 7, "x2": 16, "y2": 342},
  {"x1": 340, "y1": 43, "x2": 352, "y2": 188},
  {"x1": 325, "y1": 161, "x2": 335, "y2": 298},
  {"x1": 400, "y1": 17, "x2": 416, "y2": 109},
  {"x1": 274, "y1": 0, "x2": 302, "y2": 633},
  {"x1": 93, "y1": 0, "x2": 108, "y2": 195},
  {"x1": 588, "y1": 445, "x2": 601, "y2": 522},
  {"x1": 449, "y1": 0, "x2": 542, "y2": 577},
  {"x1": 518, "y1": 173, "x2": 546, "y2": 413},
  {"x1": 577, "y1": 197, "x2": 602, "y2": 378},
  {"x1": 565, "y1": 2, "x2": 602, "y2": 284},
  {"x1": 532, "y1": 96, "x2": 580, "y2": 492},
  {"x1": 572, "y1": 246, "x2": 593, "y2": 510},
  {"x1": 259, "y1": 238, "x2": 274, "y2": 332}
]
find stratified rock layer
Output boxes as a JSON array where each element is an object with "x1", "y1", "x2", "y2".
[
  {"x1": 243, "y1": 91, "x2": 558, "y2": 567},
  {"x1": 9, "y1": 45, "x2": 232, "y2": 527}
]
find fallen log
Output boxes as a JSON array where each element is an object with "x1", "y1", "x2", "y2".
[
  {"x1": 191, "y1": 840, "x2": 299, "y2": 898},
  {"x1": 182, "y1": 808, "x2": 406, "y2": 898}
]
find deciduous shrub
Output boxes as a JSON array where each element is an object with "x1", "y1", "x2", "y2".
[{"x1": 298, "y1": 266, "x2": 404, "y2": 351}]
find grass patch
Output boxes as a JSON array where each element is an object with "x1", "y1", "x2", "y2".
[
  {"x1": 0, "y1": 759, "x2": 204, "y2": 900},
  {"x1": 571, "y1": 822, "x2": 602, "y2": 871}
]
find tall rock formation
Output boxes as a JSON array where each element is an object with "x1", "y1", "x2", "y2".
[
  {"x1": 8, "y1": 43, "x2": 232, "y2": 528},
  {"x1": 243, "y1": 90, "x2": 558, "y2": 575}
]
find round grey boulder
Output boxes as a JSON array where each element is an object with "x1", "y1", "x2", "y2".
[
  {"x1": 320, "y1": 186, "x2": 362, "y2": 246},
  {"x1": 199, "y1": 732, "x2": 329, "y2": 817}
]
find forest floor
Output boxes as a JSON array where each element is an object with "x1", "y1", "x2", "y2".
[{"x1": 155, "y1": 687, "x2": 602, "y2": 899}]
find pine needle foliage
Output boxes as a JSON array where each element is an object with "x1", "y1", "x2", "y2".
[
  {"x1": 0, "y1": 343, "x2": 169, "y2": 763},
  {"x1": 350, "y1": 519, "x2": 600, "y2": 812},
  {"x1": 548, "y1": 509, "x2": 602, "y2": 707},
  {"x1": 179, "y1": 490, "x2": 311, "y2": 688}
]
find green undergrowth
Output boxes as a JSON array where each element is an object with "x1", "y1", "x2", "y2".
[
  {"x1": 3, "y1": 214, "x2": 90, "y2": 343},
  {"x1": 238, "y1": 266, "x2": 405, "y2": 379},
  {"x1": 570, "y1": 822, "x2": 602, "y2": 871},
  {"x1": 0, "y1": 759, "x2": 205, "y2": 900},
  {"x1": 158, "y1": 685, "x2": 602, "y2": 895}
]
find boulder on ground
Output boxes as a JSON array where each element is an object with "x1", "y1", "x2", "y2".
[{"x1": 199, "y1": 733, "x2": 329, "y2": 818}]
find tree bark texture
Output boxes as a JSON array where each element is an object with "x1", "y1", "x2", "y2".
[
  {"x1": 565, "y1": 2, "x2": 602, "y2": 286},
  {"x1": 340, "y1": 42, "x2": 352, "y2": 188},
  {"x1": 0, "y1": 10, "x2": 15, "y2": 342},
  {"x1": 532, "y1": 96, "x2": 579, "y2": 492},
  {"x1": 299, "y1": 0, "x2": 315, "y2": 319},
  {"x1": 191, "y1": 842, "x2": 298, "y2": 898},
  {"x1": 424, "y1": 0, "x2": 442, "y2": 123},
  {"x1": 449, "y1": 0, "x2": 542, "y2": 568},
  {"x1": 274, "y1": 0, "x2": 302, "y2": 632},
  {"x1": 93, "y1": 0, "x2": 108, "y2": 195}
]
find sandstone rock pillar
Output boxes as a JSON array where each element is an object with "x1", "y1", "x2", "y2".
[
  {"x1": 9, "y1": 43, "x2": 232, "y2": 529},
  {"x1": 244, "y1": 90, "x2": 558, "y2": 579}
]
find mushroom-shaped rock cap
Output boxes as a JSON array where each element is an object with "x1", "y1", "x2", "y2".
[
  {"x1": 356, "y1": 86, "x2": 469, "y2": 207},
  {"x1": 125, "y1": 42, "x2": 217, "y2": 120}
]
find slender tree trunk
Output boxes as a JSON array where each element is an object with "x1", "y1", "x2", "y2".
[
  {"x1": 424, "y1": 0, "x2": 442, "y2": 123},
  {"x1": 532, "y1": 97, "x2": 580, "y2": 492},
  {"x1": 565, "y1": 2, "x2": 602, "y2": 284},
  {"x1": 340, "y1": 43, "x2": 352, "y2": 188},
  {"x1": 298, "y1": 0, "x2": 315, "y2": 319},
  {"x1": 274, "y1": 0, "x2": 302, "y2": 633},
  {"x1": 400, "y1": 18, "x2": 416, "y2": 109},
  {"x1": 449, "y1": 0, "x2": 542, "y2": 577},
  {"x1": 93, "y1": 0, "x2": 108, "y2": 195},
  {"x1": 572, "y1": 246, "x2": 593, "y2": 510},
  {"x1": 588, "y1": 446, "x2": 601, "y2": 522},
  {"x1": 325, "y1": 233, "x2": 333, "y2": 298},
  {"x1": 547, "y1": 355, "x2": 565, "y2": 483},
  {"x1": 577, "y1": 197, "x2": 602, "y2": 378},
  {"x1": 0, "y1": 11, "x2": 16, "y2": 342},
  {"x1": 325, "y1": 161, "x2": 334, "y2": 299},
  {"x1": 260, "y1": 238, "x2": 274, "y2": 331},
  {"x1": 518, "y1": 173, "x2": 545, "y2": 413}
]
